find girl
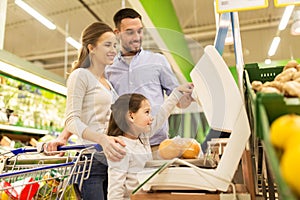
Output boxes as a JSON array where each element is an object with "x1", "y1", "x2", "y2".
[{"x1": 107, "y1": 83, "x2": 193, "y2": 200}]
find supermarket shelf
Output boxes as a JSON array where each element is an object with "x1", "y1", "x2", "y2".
[{"x1": 0, "y1": 124, "x2": 48, "y2": 135}]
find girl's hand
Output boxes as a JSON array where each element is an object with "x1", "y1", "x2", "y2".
[
  {"x1": 102, "y1": 135, "x2": 126, "y2": 162},
  {"x1": 176, "y1": 83, "x2": 194, "y2": 109},
  {"x1": 177, "y1": 82, "x2": 194, "y2": 94},
  {"x1": 177, "y1": 93, "x2": 194, "y2": 108}
]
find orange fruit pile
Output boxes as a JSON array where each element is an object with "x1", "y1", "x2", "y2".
[{"x1": 270, "y1": 114, "x2": 300, "y2": 196}]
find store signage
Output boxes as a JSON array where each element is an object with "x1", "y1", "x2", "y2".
[
  {"x1": 216, "y1": 0, "x2": 268, "y2": 13},
  {"x1": 274, "y1": 0, "x2": 300, "y2": 7}
]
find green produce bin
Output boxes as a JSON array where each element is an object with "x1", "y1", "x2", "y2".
[
  {"x1": 244, "y1": 63, "x2": 284, "y2": 139},
  {"x1": 244, "y1": 63, "x2": 300, "y2": 200}
]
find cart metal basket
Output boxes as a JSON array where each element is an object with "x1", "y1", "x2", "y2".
[{"x1": 0, "y1": 144, "x2": 101, "y2": 200}]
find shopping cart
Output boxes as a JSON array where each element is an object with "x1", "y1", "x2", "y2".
[{"x1": 0, "y1": 144, "x2": 102, "y2": 200}]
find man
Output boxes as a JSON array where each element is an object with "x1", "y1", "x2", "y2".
[{"x1": 105, "y1": 8, "x2": 190, "y2": 155}]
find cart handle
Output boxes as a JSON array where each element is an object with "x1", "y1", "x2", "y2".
[{"x1": 10, "y1": 144, "x2": 102, "y2": 155}]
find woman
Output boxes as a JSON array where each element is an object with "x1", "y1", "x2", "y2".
[{"x1": 50, "y1": 22, "x2": 126, "y2": 200}]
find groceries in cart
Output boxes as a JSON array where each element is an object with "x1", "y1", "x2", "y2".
[{"x1": 0, "y1": 144, "x2": 101, "y2": 200}]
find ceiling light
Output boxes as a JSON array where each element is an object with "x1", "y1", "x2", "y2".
[
  {"x1": 15, "y1": 0, "x2": 56, "y2": 30},
  {"x1": 265, "y1": 58, "x2": 272, "y2": 65},
  {"x1": 0, "y1": 60, "x2": 66, "y2": 95},
  {"x1": 66, "y1": 37, "x2": 81, "y2": 50},
  {"x1": 278, "y1": 5, "x2": 295, "y2": 31},
  {"x1": 268, "y1": 36, "x2": 281, "y2": 57},
  {"x1": 291, "y1": 10, "x2": 300, "y2": 35}
]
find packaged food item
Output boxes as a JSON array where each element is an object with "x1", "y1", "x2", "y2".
[
  {"x1": 0, "y1": 181, "x2": 12, "y2": 200},
  {"x1": 2, "y1": 177, "x2": 39, "y2": 200},
  {"x1": 1, "y1": 190, "x2": 10, "y2": 200},
  {"x1": 38, "y1": 169, "x2": 61, "y2": 199},
  {"x1": 62, "y1": 183, "x2": 82, "y2": 200}
]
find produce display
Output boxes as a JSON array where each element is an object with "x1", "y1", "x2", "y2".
[
  {"x1": 158, "y1": 137, "x2": 201, "y2": 159},
  {"x1": 245, "y1": 62, "x2": 300, "y2": 199},
  {"x1": 270, "y1": 114, "x2": 300, "y2": 197},
  {"x1": 251, "y1": 60, "x2": 300, "y2": 97}
]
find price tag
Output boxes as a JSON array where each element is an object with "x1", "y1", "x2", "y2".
[
  {"x1": 216, "y1": 0, "x2": 268, "y2": 13},
  {"x1": 274, "y1": 0, "x2": 300, "y2": 7}
]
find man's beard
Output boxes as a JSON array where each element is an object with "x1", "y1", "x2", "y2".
[{"x1": 123, "y1": 42, "x2": 141, "y2": 55}]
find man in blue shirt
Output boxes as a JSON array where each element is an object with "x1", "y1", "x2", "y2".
[{"x1": 105, "y1": 8, "x2": 190, "y2": 154}]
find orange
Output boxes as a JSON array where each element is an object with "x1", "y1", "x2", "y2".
[
  {"x1": 158, "y1": 139, "x2": 181, "y2": 160},
  {"x1": 181, "y1": 139, "x2": 201, "y2": 159},
  {"x1": 270, "y1": 114, "x2": 300, "y2": 150},
  {"x1": 280, "y1": 145, "x2": 300, "y2": 196}
]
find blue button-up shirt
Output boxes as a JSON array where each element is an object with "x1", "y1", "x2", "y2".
[{"x1": 105, "y1": 49, "x2": 179, "y2": 145}]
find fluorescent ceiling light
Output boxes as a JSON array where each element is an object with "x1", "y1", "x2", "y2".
[
  {"x1": 268, "y1": 36, "x2": 281, "y2": 57},
  {"x1": 278, "y1": 5, "x2": 295, "y2": 31},
  {"x1": 264, "y1": 58, "x2": 272, "y2": 65},
  {"x1": 66, "y1": 36, "x2": 81, "y2": 50},
  {"x1": 291, "y1": 10, "x2": 300, "y2": 35},
  {"x1": 291, "y1": 21, "x2": 300, "y2": 35},
  {"x1": 0, "y1": 60, "x2": 66, "y2": 95},
  {"x1": 15, "y1": 0, "x2": 56, "y2": 30}
]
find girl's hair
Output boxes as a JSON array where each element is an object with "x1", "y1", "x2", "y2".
[
  {"x1": 71, "y1": 22, "x2": 113, "y2": 72},
  {"x1": 107, "y1": 93, "x2": 147, "y2": 136}
]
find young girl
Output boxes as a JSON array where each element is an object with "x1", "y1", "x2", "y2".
[{"x1": 107, "y1": 83, "x2": 193, "y2": 200}]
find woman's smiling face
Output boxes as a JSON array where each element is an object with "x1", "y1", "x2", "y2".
[{"x1": 92, "y1": 31, "x2": 117, "y2": 66}]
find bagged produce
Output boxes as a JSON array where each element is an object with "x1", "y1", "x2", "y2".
[{"x1": 158, "y1": 137, "x2": 201, "y2": 160}]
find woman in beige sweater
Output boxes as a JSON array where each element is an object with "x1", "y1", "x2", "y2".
[{"x1": 49, "y1": 22, "x2": 126, "y2": 200}]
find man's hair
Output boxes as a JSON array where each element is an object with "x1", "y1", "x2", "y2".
[{"x1": 113, "y1": 8, "x2": 142, "y2": 29}]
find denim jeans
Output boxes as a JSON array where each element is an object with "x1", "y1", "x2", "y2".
[{"x1": 79, "y1": 153, "x2": 108, "y2": 200}]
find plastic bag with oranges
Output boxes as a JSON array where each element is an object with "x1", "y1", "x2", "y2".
[{"x1": 158, "y1": 137, "x2": 201, "y2": 160}]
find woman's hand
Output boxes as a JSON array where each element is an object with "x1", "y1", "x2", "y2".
[
  {"x1": 101, "y1": 135, "x2": 126, "y2": 162},
  {"x1": 43, "y1": 138, "x2": 67, "y2": 156},
  {"x1": 43, "y1": 128, "x2": 70, "y2": 156}
]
